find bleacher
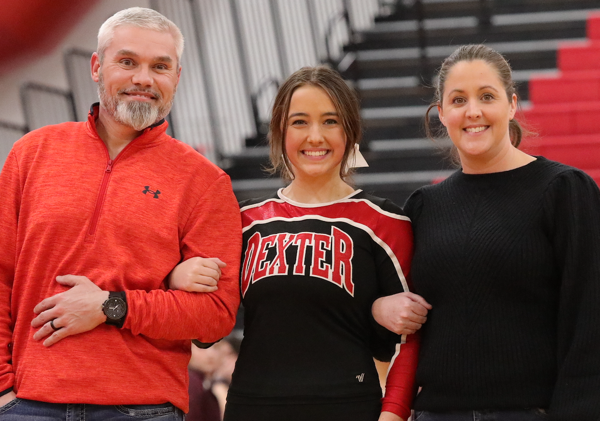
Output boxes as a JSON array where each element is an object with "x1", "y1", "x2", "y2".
[
  {"x1": 523, "y1": 13, "x2": 600, "y2": 184},
  {"x1": 1, "y1": 0, "x2": 599, "y2": 205},
  {"x1": 229, "y1": 0, "x2": 600, "y2": 205}
]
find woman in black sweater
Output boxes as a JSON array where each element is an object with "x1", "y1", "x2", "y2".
[{"x1": 373, "y1": 44, "x2": 600, "y2": 420}]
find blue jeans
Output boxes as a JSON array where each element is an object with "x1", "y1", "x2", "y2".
[
  {"x1": 0, "y1": 398, "x2": 184, "y2": 420},
  {"x1": 413, "y1": 409, "x2": 549, "y2": 421}
]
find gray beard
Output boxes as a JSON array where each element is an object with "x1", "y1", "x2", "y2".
[
  {"x1": 97, "y1": 74, "x2": 174, "y2": 131},
  {"x1": 115, "y1": 100, "x2": 160, "y2": 131}
]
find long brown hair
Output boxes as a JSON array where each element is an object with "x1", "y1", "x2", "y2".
[{"x1": 268, "y1": 66, "x2": 362, "y2": 181}]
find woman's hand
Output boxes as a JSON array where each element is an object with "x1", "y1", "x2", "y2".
[
  {"x1": 372, "y1": 292, "x2": 432, "y2": 335},
  {"x1": 379, "y1": 411, "x2": 404, "y2": 421},
  {"x1": 168, "y1": 257, "x2": 226, "y2": 292}
]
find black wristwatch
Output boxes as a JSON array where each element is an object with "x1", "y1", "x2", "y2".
[{"x1": 102, "y1": 291, "x2": 127, "y2": 328}]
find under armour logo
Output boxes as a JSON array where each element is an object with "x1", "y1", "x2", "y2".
[
  {"x1": 142, "y1": 186, "x2": 161, "y2": 199},
  {"x1": 356, "y1": 373, "x2": 365, "y2": 382}
]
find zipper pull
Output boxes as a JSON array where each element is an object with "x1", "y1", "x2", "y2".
[{"x1": 106, "y1": 160, "x2": 113, "y2": 173}]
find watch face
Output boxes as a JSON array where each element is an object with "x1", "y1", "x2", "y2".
[{"x1": 104, "y1": 297, "x2": 127, "y2": 320}]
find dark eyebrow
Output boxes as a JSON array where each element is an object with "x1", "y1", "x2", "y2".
[
  {"x1": 287, "y1": 111, "x2": 338, "y2": 119},
  {"x1": 288, "y1": 112, "x2": 308, "y2": 120},
  {"x1": 448, "y1": 85, "x2": 500, "y2": 95},
  {"x1": 115, "y1": 50, "x2": 173, "y2": 63},
  {"x1": 479, "y1": 85, "x2": 500, "y2": 93}
]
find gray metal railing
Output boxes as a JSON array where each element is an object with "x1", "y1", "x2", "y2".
[
  {"x1": 64, "y1": 48, "x2": 98, "y2": 122},
  {"x1": 152, "y1": 0, "x2": 382, "y2": 162},
  {"x1": 395, "y1": 0, "x2": 493, "y2": 75},
  {"x1": 3, "y1": 0, "x2": 385, "y2": 169},
  {"x1": 20, "y1": 83, "x2": 76, "y2": 132},
  {"x1": 150, "y1": 0, "x2": 220, "y2": 160}
]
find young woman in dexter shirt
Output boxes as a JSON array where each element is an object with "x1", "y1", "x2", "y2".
[{"x1": 170, "y1": 66, "x2": 431, "y2": 421}]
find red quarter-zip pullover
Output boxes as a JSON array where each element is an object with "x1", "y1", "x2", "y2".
[{"x1": 0, "y1": 105, "x2": 242, "y2": 411}]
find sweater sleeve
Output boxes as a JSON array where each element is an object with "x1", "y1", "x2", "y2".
[
  {"x1": 123, "y1": 173, "x2": 242, "y2": 344},
  {"x1": 0, "y1": 151, "x2": 21, "y2": 392},
  {"x1": 381, "y1": 333, "x2": 419, "y2": 420},
  {"x1": 544, "y1": 170, "x2": 600, "y2": 420},
  {"x1": 403, "y1": 188, "x2": 423, "y2": 224}
]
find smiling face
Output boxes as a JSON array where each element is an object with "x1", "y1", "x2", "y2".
[
  {"x1": 284, "y1": 85, "x2": 347, "y2": 184},
  {"x1": 438, "y1": 59, "x2": 517, "y2": 164},
  {"x1": 91, "y1": 25, "x2": 181, "y2": 131}
]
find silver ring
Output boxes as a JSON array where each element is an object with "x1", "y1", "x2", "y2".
[{"x1": 50, "y1": 319, "x2": 60, "y2": 331}]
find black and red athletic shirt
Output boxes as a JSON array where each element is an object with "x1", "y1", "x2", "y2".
[{"x1": 227, "y1": 189, "x2": 418, "y2": 419}]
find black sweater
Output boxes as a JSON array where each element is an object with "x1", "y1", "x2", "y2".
[{"x1": 405, "y1": 157, "x2": 600, "y2": 420}]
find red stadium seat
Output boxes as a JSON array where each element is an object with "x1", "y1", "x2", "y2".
[
  {"x1": 520, "y1": 12, "x2": 600, "y2": 186},
  {"x1": 521, "y1": 134, "x2": 600, "y2": 170},
  {"x1": 529, "y1": 71, "x2": 600, "y2": 104},
  {"x1": 523, "y1": 102, "x2": 600, "y2": 136},
  {"x1": 558, "y1": 41, "x2": 600, "y2": 72},
  {"x1": 587, "y1": 13, "x2": 600, "y2": 40}
]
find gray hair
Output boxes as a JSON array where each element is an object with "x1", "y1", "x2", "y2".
[{"x1": 97, "y1": 7, "x2": 184, "y2": 64}]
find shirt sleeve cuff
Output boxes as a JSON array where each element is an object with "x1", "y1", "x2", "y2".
[{"x1": 0, "y1": 387, "x2": 13, "y2": 397}]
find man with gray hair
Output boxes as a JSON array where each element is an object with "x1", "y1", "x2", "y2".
[{"x1": 0, "y1": 7, "x2": 241, "y2": 420}]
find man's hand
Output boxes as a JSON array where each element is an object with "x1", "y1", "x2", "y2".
[
  {"x1": 0, "y1": 391, "x2": 16, "y2": 407},
  {"x1": 31, "y1": 275, "x2": 109, "y2": 347},
  {"x1": 372, "y1": 292, "x2": 432, "y2": 335},
  {"x1": 168, "y1": 257, "x2": 226, "y2": 292}
]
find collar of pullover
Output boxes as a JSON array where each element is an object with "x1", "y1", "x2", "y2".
[{"x1": 85, "y1": 103, "x2": 169, "y2": 150}]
